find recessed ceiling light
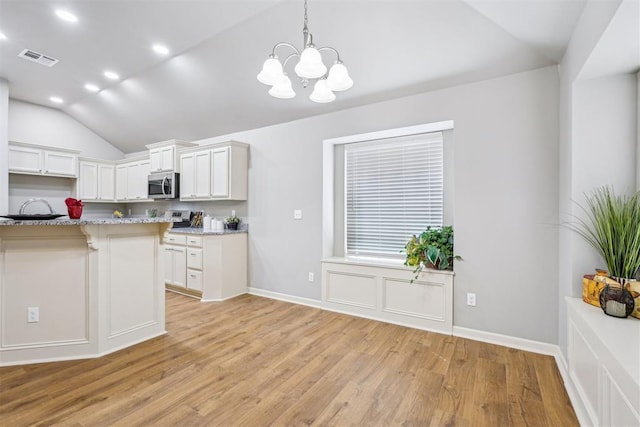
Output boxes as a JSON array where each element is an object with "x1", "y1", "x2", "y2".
[
  {"x1": 84, "y1": 83, "x2": 100, "y2": 92},
  {"x1": 0, "y1": 32, "x2": 7, "y2": 40},
  {"x1": 152, "y1": 44, "x2": 170, "y2": 55},
  {"x1": 104, "y1": 71, "x2": 120, "y2": 80},
  {"x1": 55, "y1": 10, "x2": 78, "y2": 23},
  {"x1": 50, "y1": 96, "x2": 64, "y2": 104}
]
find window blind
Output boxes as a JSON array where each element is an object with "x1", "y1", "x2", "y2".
[{"x1": 345, "y1": 132, "x2": 444, "y2": 256}]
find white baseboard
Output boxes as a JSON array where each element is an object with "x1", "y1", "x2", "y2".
[{"x1": 247, "y1": 287, "x2": 322, "y2": 309}]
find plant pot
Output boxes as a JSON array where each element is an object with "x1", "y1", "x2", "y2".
[
  {"x1": 599, "y1": 282, "x2": 635, "y2": 318},
  {"x1": 67, "y1": 206, "x2": 83, "y2": 220},
  {"x1": 226, "y1": 222, "x2": 238, "y2": 230}
]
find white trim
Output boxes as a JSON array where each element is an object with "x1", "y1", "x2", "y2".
[
  {"x1": 452, "y1": 326, "x2": 558, "y2": 356},
  {"x1": 324, "y1": 121, "x2": 454, "y2": 146},
  {"x1": 248, "y1": 287, "x2": 322, "y2": 309}
]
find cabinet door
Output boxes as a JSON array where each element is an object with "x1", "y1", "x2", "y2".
[
  {"x1": 78, "y1": 162, "x2": 98, "y2": 200},
  {"x1": 194, "y1": 150, "x2": 212, "y2": 198},
  {"x1": 211, "y1": 147, "x2": 229, "y2": 198},
  {"x1": 172, "y1": 246, "x2": 187, "y2": 287},
  {"x1": 160, "y1": 147, "x2": 174, "y2": 171},
  {"x1": 98, "y1": 164, "x2": 115, "y2": 201},
  {"x1": 44, "y1": 151, "x2": 77, "y2": 176},
  {"x1": 165, "y1": 246, "x2": 175, "y2": 284},
  {"x1": 116, "y1": 165, "x2": 128, "y2": 200},
  {"x1": 8, "y1": 145, "x2": 42, "y2": 174},
  {"x1": 134, "y1": 160, "x2": 151, "y2": 199},
  {"x1": 180, "y1": 154, "x2": 195, "y2": 199},
  {"x1": 126, "y1": 163, "x2": 138, "y2": 200},
  {"x1": 150, "y1": 149, "x2": 162, "y2": 173}
]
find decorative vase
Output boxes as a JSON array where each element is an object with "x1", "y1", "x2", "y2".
[
  {"x1": 599, "y1": 280, "x2": 635, "y2": 318},
  {"x1": 68, "y1": 206, "x2": 83, "y2": 219}
]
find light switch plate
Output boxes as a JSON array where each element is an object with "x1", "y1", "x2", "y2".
[{"x1": 294, "y1": 209, "x2": 303, "y2": 220}]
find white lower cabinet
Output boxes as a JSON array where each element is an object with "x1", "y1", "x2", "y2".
[{"x1": 164, "y1": 232, "x2": 247, "y2": 301}]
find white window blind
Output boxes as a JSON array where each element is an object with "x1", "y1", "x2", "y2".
[{"x1": 345, "y1": 132, "x2": 444, "y2": 256}]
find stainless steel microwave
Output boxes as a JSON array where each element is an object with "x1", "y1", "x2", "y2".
[{"x1": 148, "y1": 172, "x2": 179, "y2": 199}]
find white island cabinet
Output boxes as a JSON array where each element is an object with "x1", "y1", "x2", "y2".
[{"x1": 0, "y1": 218, "x2": 175, "y2": 366}]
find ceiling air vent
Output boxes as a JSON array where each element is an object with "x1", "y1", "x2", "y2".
[{"x1": 18, "y1": 49, "x2": 59, "y2": 67}]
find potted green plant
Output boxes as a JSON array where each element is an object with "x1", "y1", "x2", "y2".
[
  {"x1": 569, "y1": 186, "x2": 640, "y2": 318},
  {"x1": 224, "y1": 214, "x2": 240, "y2": 230},
  {"x1": 404, "y1": 225, "x2": 460, "y2": 280}
]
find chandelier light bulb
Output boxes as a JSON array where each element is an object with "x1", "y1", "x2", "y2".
[
  {"x1": 269, "y1": 75, "x2": 296, "y2": 99},
  {"x1": 326, "y1": 62, "x2": 353, "y2": 92},
  {"x1": 309, "y1": 79, "x2": 335, "y2": 103},
  {"x1": 294, "y1": 47, "x2": 327, "y2": 79},
  {"x1": 257, "y1": 56, "x2": 284, "y2": 86}
]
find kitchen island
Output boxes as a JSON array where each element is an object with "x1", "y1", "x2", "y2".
[{"x1": 0, "y1": 217, "x2": 176, "y2": 366}]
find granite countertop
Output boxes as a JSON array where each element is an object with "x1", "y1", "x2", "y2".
[{"x1": 0, "y1": 217, "x2": 180, "y2": 226}]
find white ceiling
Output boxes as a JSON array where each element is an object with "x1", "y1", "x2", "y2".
[{"x1": 0, "y1": 0, "x2": 601, "y2": 153}]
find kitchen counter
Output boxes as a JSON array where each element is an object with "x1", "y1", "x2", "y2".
[
  {"x1": 0, "y1": 220, "x2": 171, "y2": 366},
  {"x1": 0, "y1": 217, "x2": 179, "y2": 226},
  {"x1": 168, "y1": 226, "x2": 247, "y2": 235}
]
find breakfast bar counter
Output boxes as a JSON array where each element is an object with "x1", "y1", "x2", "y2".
[{"x1": 0, "y1": 218, "x2": 176, "y2": 366}]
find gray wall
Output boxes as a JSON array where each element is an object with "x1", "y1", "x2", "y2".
[{"x1": 198, "y1": 65, "x2": 560, "y2": 344}]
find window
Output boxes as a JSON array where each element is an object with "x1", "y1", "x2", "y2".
[{"x1": 344, "y1": 132, "x2": 444, "y2": 256}]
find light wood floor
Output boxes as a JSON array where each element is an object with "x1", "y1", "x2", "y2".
[{"x1": 1, "y1": 291, "x2": 578, "y2": 426}]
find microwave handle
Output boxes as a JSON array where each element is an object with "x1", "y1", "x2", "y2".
[{"x1": 162, "y1": 176, "x2": 168, "y2": 196}]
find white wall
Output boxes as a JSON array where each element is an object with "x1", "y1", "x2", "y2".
[
  {"x1": 197, "y1": 66, "x2": 560, "y2": 344},
  {"x1": 8, "y1": 99, "x2": 123, "y2": 160}
]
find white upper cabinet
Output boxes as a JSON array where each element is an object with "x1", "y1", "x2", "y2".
[
  {"x1": 180, "y1": 150, "x2": 211, "y2": 200},
  {"x1": 8, "y1": 142, "x2": 79, "y2": 178},
  {"x1": 146, "y1": 139, "x2": 196, "y2": 173},
  {"x1": 179, "y1": 142, "x2": 248, "y2": 201},
  {"x1": 115, "y1": 159, "x2": 151, "y2": 202},
  {"x1": 78, "y1": 160, "x2": 116, "y2": 202}
]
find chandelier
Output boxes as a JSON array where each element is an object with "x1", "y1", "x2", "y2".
[{"x1": 257, "y1": 0, "x2": 353, "y2": 103}]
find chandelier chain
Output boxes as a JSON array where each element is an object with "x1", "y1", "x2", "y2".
[{"x1": 304, "y1": 0, "x2": 308, "y2": 28}]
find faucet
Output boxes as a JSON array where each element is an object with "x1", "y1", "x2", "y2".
[{"x1": 19, "y1": 198, "x2": 55, "y2": 215}]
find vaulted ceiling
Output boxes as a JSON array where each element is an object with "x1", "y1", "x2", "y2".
[{"x1": 0, "y1": 0, "x2": 624, "y2": 154}]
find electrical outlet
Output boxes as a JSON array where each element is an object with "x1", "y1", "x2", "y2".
[
  {"x1": 294, "y1": 209, "x2": 303, "y2": 220},
  {"x1": 308, "y1": 272, "x2": 314, "y2": 282},
  {"x1": 466, "y1": 293, "x2": 476, "y2": 307},
  {"x1": 27, "y1": 307, "x2": 39, "y2": 323}
]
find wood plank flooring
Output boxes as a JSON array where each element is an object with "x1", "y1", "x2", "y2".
[{"x1": 0, "y1": 292, "x2": 578, "y2": 426}]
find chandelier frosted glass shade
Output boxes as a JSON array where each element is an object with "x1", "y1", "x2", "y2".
[
  {"x1": 294, "y1": 47, "x2": 327, "y2": 79},
  {"x1": 257, "y1": 0, "x2": 352, "y2": 103},
  {"x1": 326, "y1": 62, "x2": 353, "y2": 91},
  {"x1": 257, "y1": 56, "x2": 284, "y2": 86},
  {"x1": 268, "y1": 75, "x2": 296, "y2": 99},
  {"x1": 309, "y1": 79, "x2": 336, "y2": 103}
]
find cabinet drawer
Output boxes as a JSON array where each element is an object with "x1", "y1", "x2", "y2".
[
  {"x1": 187, "y1": 248, "x2": 203, "y2": 270},
  {"x1": 186, "y1": 235, "x2": 203, "y2": 247},
  {"x1": 187, "y1": 269, "x2": 203, "y2": 291},
  {"x1": 166, "y1": 234, "x2": 187, "y2": 245}
]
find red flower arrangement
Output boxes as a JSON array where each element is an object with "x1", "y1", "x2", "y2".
[{"x1": 65, "y1": 197, "x2": 84, "y2": 219}]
